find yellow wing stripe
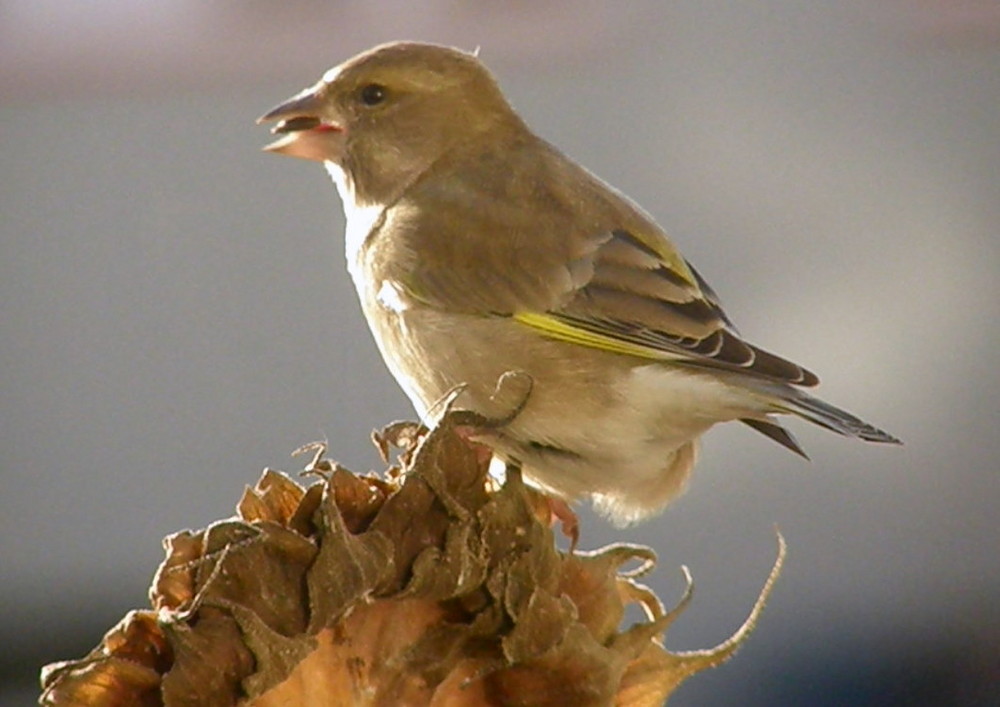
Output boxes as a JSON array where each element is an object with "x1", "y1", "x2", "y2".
[{"x1": 513, "y1": 311, "x2": 685, "y2": 362}]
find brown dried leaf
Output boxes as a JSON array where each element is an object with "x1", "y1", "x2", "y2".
[
  {"x1": 149, "y1": 531, "x2": 204, "y2": 612},
  {"x1": 236, "y1": 469, "x2": 305, "y2": 525},
  {"x1": 215, "y1": 599, "x2": 317, "y2": 698},
  {"x1": 40, "y1": 611, "x2": 166, "y2": 707},
  {"x1": 160, "y1": 608, "x2": 254, "y2": 706},
  {"x1": 327, "y1": 467, "x2": 390, "y2": 533}
]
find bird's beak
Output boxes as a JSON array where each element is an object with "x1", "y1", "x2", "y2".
[{"x1": 257, "y1": 87, "x2": 345, "y2": 163}]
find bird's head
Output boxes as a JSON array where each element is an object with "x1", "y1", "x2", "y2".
[{"x1": 258, "y1": 41, "x2": 519, "y2": 204}]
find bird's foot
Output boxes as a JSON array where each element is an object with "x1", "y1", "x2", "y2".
[
  {"x1": 429, "y1": 370, "x2": 535, "y2": 431},
  {"x1": 545, "y1": 495, "x2": 580, "y2": 553}
]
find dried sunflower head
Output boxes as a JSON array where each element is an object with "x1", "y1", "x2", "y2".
[{"x1": 40, "y1": 412, "x2": 783, "y2": 706}]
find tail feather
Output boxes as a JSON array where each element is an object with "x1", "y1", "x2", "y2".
[
  {"x1": 779, "y1": 390, "x2": 901, "y2": 445},
  {"x1": 741, "y1": 417, "x2": 809, "y2": 458}
]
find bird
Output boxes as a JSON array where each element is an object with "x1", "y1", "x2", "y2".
[{"x1": 258, "y1": 41, "x2": 900, "y2": 526}]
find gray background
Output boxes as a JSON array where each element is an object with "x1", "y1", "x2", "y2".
[{"x1": 3, "y1": 2, "x2": 998, "y2": 704}]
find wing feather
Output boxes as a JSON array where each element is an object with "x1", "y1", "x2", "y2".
[{"x1": 536, "y1": 229, "x2": 820, "y2": 387}]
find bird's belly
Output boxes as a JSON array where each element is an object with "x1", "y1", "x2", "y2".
[{"x1": 361, "y1": 293, "x2": 759, "y2": 525}]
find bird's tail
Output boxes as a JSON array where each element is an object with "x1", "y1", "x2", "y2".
[{"x1": 775, "y1": 388, "x2": 901, "y2": 445}]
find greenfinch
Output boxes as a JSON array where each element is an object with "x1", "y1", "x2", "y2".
[{"x1": 259, "y1": 41, "x2": 899, "y2": 526}]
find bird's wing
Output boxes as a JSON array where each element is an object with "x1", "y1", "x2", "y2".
[
  {"x1": 514, "y1": 227, "x2": 820, "y2": 387},
  {"x1": 393, "y1": 139, "x2": 817, "y2": 387}
]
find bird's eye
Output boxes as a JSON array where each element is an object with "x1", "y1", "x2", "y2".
[{"x1": 359, "y1": 83, "x2": 387, "y2": 106}]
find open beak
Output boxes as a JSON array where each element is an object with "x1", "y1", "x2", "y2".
[{"x1": 257, "y1": 87, "x2": 345, "y2": 163}]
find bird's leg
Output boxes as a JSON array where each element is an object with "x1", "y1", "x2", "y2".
[{"x1": 546, "y1": 495, "x2": 580, "y2": 554}]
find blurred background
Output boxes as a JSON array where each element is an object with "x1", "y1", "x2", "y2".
[{"x1": 3, "y1": 1, "x2": 999, "y2": 704}]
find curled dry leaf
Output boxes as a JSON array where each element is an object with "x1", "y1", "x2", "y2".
[{"x1": 39, "y1": 412, "x2": 785, "y2": 706}]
